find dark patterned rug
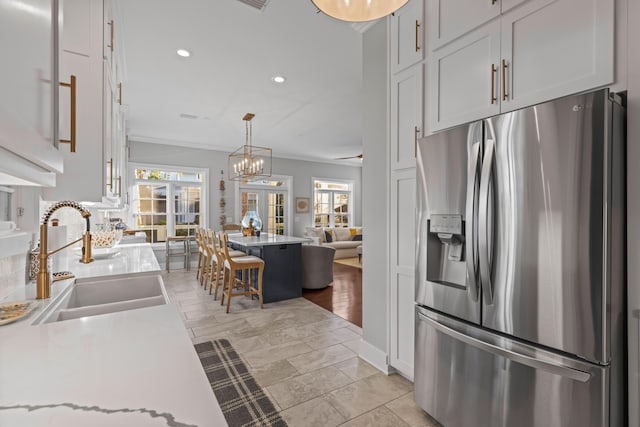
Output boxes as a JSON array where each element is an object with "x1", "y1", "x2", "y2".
[{"x1": 194, "y1": 339, "x2": 287, "y2": 427}]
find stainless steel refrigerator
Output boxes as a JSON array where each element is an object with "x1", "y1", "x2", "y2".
[{"x1": 414, "y1": 88, "x2": 626, "y2": 427}]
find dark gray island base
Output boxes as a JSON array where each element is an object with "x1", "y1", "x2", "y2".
[{"x1": 226, "y1": 234, "x2": 311, "y2": 303}]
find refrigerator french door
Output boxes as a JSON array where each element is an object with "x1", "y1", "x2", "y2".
[{"x1": 414, "y1": 89, "x2": 626, "y2": 427}]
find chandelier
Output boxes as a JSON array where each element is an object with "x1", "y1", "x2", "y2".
[
  {"x1": 228, "y1": 113, "x2": 272, "y2": 181},
  {"x1": 312, "y1": 0, "x2": 408, "y2": 22}
]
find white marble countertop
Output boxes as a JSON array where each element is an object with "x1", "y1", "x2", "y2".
[
  {"x1": 227, "y1": 232, "x2": 311, "y2": 247},
  {"x1": 0, "y1": 243, "x2": 226, "y2": 426}
]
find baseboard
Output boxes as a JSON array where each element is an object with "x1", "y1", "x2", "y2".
[{"x1": 358, "y1": 339, "x2": 392, "y2": 374}]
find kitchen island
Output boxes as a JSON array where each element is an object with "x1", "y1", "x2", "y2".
[
  {"x1": 0, "y1": 243, "x2": 225, "y2": 427},
  {"x1": 226, "y1": 233, "x2": 311, "y2": 303}
]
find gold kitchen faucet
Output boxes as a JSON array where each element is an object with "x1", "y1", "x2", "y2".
[{"x1": 36, "y1": 201, "x2": 93, "y2": 299}]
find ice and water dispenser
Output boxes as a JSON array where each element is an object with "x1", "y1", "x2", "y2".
[{"x1": 426, "y1": 214, "x2": 468, "y2": 289}]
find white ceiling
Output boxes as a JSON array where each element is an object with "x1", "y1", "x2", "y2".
[{"x1": 119, "y1": 0, "x2": 365, "y2": 165}]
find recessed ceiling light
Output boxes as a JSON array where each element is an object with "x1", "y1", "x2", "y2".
[
  {"x1": 272, "y1": 75, "x2": 286, "y2": 84},
  {"x1": 177, "y1": 49, "x2": 191, "y2": 57}
]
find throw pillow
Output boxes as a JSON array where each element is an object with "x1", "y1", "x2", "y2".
[
  {"x1": 352, "y1": 234, "x2": 362, "y2": 241},
  {"x1": 349, "y1": 228, "x2": 357, "y2": 236},
  {"x1": 324, "y1": 230, "x2": 333, "y2": 243},
  {"x1": 334, "y1": 228, "x2": 351, "y2": 241}
]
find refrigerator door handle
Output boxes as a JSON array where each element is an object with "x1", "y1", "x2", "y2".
[
  {"x1": 465, "y1": 142, "x2": 481, "y2": 302},
  {"x1": 417, "y1": 311, "x2": 592, "y2": 383},
  {"x1": 479, "y1": 139, "x2": 495, "y2": 305}
]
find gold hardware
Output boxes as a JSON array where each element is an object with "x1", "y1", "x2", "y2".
[
  {"x1": 492, "y1": 0, "x2": 497, "y2": 4},
  {"x1": 106, "y1": 158, "x2": 113, "y2": 189},
  {"x1": 107, "y1": 20, "x2": 114, "y2": 52},
  {"x1": 415, "y1": 20, "x2": 421, "y2": 52},
  {"x1": 59, "y1": 75, "x2": 77, "y2": 152},
  {"x1": 117, "y1": 82, "x2": 122, "y2": 105},
  {"x1": 37, "y1": 201, "x2": 93, "y2": 299},
  {"x1": 502, "y1": 59, "x2": 508, "y2": 101},
  {"x1": 490, "y1": 64, "x2": 497, "y2": 104},
  {"x1": 414, "y1": 126, "x2": 420, "y2": 158}
]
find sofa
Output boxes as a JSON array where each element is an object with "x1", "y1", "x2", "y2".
[{"x1": 303, "y1": 226, "x2": 363, "y2": 259}]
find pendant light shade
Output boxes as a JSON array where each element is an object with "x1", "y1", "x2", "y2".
[{"x1": 312, "y1": 0, "x2": 409, "y2": 22}]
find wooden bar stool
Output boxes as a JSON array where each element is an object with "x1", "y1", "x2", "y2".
[
  {"x1": 194, "y1": 228, "x2": 205, "y2": 281},
  {"x1": 218, "y1": 231, "x2": 264, "y2": 313},
  {"x1": 208, "y1": 232, "x2": 239, "y2": 299}
]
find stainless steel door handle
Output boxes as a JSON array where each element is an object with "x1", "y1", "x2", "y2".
[
  {"x1": 465, "y1": 142, "x2": 481, "y2": 302},
  {"x1": 479, "y1": 139, "x2": 495, "y2": 305},
  {"x1": 417, "y1": 312, "x2": 592, "y2": 382}
]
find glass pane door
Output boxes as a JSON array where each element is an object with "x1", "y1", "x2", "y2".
[{"x1": 240, "y1": 189, "x2": 288, "y2": 235}]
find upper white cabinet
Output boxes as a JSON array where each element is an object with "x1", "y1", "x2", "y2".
[
  {"x1": 427, "y1": 0, "x2": 500, "y2": 51},
  {"x1": 44, "y1": 0, "x2": 127, "y2": 203},
  {"x1": 44, "y1": 0, "x2": 104, "y2": 201},
  {"x1": 391, "y1": 65, "x2": 424, "y2": 170},
  {"x1": 500, "y1": 0, "x2": 614, "y2": 112},
  {"x1": 427, "y1": 21, "x2": 501, "y2": 133},
  {"x1": 390, "y1": 0, "x2": 425, "y2": 74},
  {"x1": 0, "y1": 0, "x2": 63, "y2": 184},
  {"x1": 427, "y1": 0, "x2": 614, "y2": 133}
]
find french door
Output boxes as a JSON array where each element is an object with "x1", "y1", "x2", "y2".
[{"x1": 239, "y1": 182, "x2": 290, "y2": 235}]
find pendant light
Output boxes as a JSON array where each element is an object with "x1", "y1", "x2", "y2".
[
  {"x1": 312, "y1": 0, "x2": 409, "y2": 22},
  {"x1": 228, "y1": 113, "x2": 272, "y2": 181}
]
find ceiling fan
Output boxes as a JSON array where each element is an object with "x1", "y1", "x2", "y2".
[{"x1": 335, "y1": 153, "x2": 363, "y2": 160}]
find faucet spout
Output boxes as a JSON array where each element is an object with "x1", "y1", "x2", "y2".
[{"x1": 36, "y1": 201, "x2": 93, "y2": 299}]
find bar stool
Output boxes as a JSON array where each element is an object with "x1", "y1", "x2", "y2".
[
  {"x1": 166, "y1": 236, "x2": 190, "y2": 272},
  {"x1": 194, "y1": 228, "x2": 205, "y2": 281},
  {"x1": 218, "y1": 231, "x2": 264, "y2": 313},
  {"x1": 209, "y1": 230, "x2": 246, "y2": 299}
]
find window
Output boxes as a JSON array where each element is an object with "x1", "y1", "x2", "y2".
[
  {"x1": 313, "y1": 180, "x2": 352, "y2": 228},
  {"x1": 0, "y1": 187, "x2": 13, "y2": 222},
  {"x1": 130, "y1": 165, "x2": 206, "y2": 243}
]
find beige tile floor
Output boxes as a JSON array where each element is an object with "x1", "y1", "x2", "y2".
[{"x1": 163, "y1": 270, "x2": 441, "y2": 427}]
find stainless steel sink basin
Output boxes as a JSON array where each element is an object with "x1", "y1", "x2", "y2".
[{"x1": 33, "y1": 273, "x2": 170, "y2": 324}]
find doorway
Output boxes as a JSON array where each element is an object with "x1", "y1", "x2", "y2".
[{"x1": 236, "y1": 176, "x2": 291, "y2": 235}]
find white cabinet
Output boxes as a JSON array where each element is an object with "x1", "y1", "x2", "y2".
[
  {"x1": 427, "y1": 21, "x2": 501, "y2": 133},
  {"x1": 390, "y1": 65, "x2": 423, "y2": 170},
  {"x1": 500, "y1": 0, "x2": 614, "y2": 112},
  {"x1": 389, "y1": 169, "x2": 416, "y2": 379},
  {"x1": 427, "y1": 0, "x2": 500, "y2": 51},
  {"x1": 426, "y1": 0, "x2": 614, "y2": 133},
  {"x1": 44, "y1": 0, "x2": 128, "y2": 203},
  {"x1": 0, "y1": 0, "x2": 63, "y2": 184},
  {"x1": 44, "y1": 0, "x2": 104, "y2": 201},
  {"x1": 390, "y1": 0, "x2": 425, "y2": 74}
]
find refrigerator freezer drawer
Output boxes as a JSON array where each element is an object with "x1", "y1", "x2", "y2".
[{"x1": 414, "y1": 308, "x2": 608, "y2": 427}]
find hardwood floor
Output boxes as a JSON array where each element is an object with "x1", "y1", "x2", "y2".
[{"x1": 302, "y1": 262, "x2": 362, "y2": 327}]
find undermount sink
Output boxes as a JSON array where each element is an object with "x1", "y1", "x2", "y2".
[{"x1": 33, "y1": 273, "x2": 170, "y2": 324}]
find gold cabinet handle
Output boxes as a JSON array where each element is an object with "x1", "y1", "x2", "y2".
[
  {"x1": 107, "y1": 20, "x2": 114, "y2": 52},
  {"x1": 415, "y1": 20, "x2": 421, "y2": 52},
  {"x1": 490, "y1": 64, "x2": 497, "y2": 105},
  {"x1": 117, "y1": 82, "x2": 122, "y2": 105},
  {"x1": 414, "y1": 126, "x2": 420, "y2": 158},
  {"x1": 59, "y1": 75, "x2": 77, "y2": 152},
  {"x1": 501, "y1": 59, "x2": 508, "y2": 101},
  {"x1": 106, "y1": 158, "x2": 113, "y2": 189}
]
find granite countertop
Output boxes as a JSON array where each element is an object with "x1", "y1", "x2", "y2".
[
  {"x1": 0, "y1": 243, "x2": 226, "y2": 427},
  {"x1": 227, "y1": 232, "x2": 311, "y2": 247}
]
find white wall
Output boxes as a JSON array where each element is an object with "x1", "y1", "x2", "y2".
[
  {"x1": 360, "y1": 20, "x2": 390, "y2": 367},
  {"x1": 129, "y1": 141, "x2": 362, "y2": 236},
  {"x1": 626, "y1": 0, "x2": 640, "y2": 423}
]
